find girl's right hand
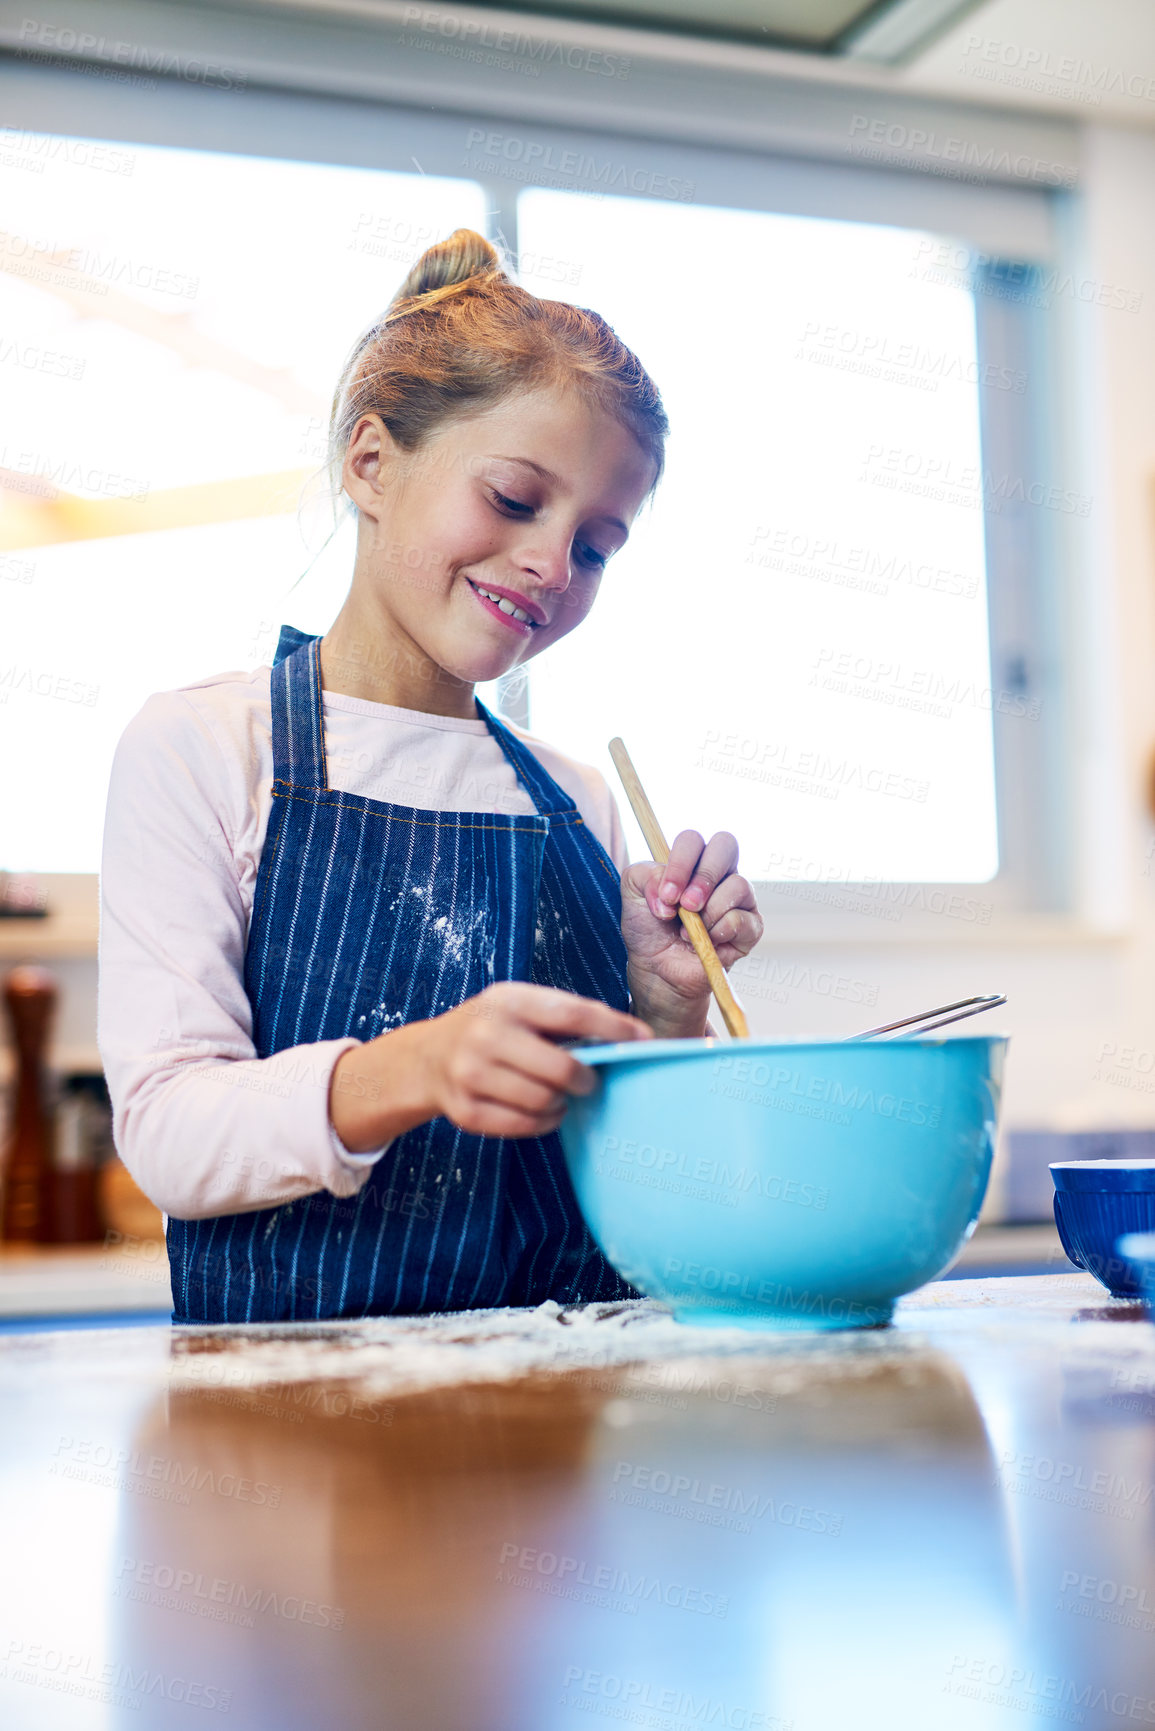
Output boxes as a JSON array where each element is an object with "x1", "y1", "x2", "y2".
[
  {"x1": 329, "y1": 982, "x2": 652, "y2": 1150},
  {"x1": 417, "y1": 982, "x2": 653, "y2": 1139}
]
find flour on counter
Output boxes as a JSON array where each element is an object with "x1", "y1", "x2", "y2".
[
  {"x1": 152, "y1": 1297, "x2": 931, "y2": 1403},
  {"x1": 3, "y1": 1277, "x2": 1151, "y2": 1411}
]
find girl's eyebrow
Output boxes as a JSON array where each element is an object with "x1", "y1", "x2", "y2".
[{"x1": 488, "y1": 454, "x2": 629, "y2": 535}]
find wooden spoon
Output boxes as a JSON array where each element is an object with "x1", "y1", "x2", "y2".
[{"x1": 608, "y1": 737, "x2": 750, "y2": 1040}]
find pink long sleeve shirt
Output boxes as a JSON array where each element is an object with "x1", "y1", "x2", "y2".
[{"x1": 96, "y1": 665, "x2": 629, "y2": 1221}]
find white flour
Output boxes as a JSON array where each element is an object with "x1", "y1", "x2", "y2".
[
  {"x1": 159, "y1": 1295, "x2": 962, "y2": 1402},
  {"x1": 2, "y1": 1279, "x2": 1147, "y2": 1410}
]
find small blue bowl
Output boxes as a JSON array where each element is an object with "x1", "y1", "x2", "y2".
[
  {"x1": 1117, "y1": 1232, "x2": 1155, "y2": 1306},
  {"x1": 1050, "y1": 1162, "x2": 1155, "y2": 1298},
  {"x1": 558, "y1": 1033, "x2": 1007, "y2": 1331}
]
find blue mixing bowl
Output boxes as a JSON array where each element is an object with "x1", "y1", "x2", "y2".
[
  {"x1": 558, "y1": 1033, "x2": 1007, "y2": 1331},
  {"x1": 1049, "y1": 1162, "x2": 1155, "y2": 1297}
]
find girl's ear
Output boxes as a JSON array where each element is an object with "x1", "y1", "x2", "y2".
[{"x1": 342, "y1": 413, "x2": 400, "y2": 518}]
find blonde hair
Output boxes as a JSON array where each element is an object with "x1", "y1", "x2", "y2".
[{"x1": 327, "y1": 227, "x2": 668, "y2": 503}]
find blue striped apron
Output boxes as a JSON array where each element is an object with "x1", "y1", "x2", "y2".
[{"x1": 167, "y1": 624, "x2": 637, "y2": 1323}]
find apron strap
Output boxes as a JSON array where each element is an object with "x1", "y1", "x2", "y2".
[
  {"x1": 270, "y1": 626, "x2": 329, "y2": 791},
  {"x1": 272, "y1": 622, "x2": 316, "y2": 666},
  {"x1": 475, "y1": 699, "x2": 582, "y2": 820}
]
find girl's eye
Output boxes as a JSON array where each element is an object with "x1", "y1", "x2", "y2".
[
  {"x1": 489, "y1": 489, "x2": 610, "y2": 571},
  {"x1": 490, "y1": 489, "x2": 534, "y2": 516}
]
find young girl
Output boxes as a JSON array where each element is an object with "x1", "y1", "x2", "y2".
[{"x1": 97, "y1": 228, "x2": 763, "y2": 1324}]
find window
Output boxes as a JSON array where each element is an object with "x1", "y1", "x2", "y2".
[
  {"x1": 516, "y1": 188, "x2": 1001, "y2": 883},
  {"x1": 0, "y1": 72, "x2": 1065, "y2": 922},
  {"x1": 0, "y1": 133, "x2": 486, "y2": 871}
]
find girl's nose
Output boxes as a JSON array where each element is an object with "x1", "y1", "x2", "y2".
[{"x1": 517, "y1": 537, "x2": 574, "y2": 595}]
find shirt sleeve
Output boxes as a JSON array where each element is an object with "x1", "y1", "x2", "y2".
[
  {"x1": 97, "y1": 690, "x2": 393, "y2": 1222},
  {"x1": 606, "y1": 785, "x2": 630, "y2": 873}
]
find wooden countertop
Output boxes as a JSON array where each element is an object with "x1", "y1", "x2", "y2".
[{"x1": 2, "y1": 1273, "x2": 1152, "y2": 1729}]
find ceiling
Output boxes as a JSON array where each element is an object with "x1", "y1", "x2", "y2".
[
  {"x1": 426, "y1": 0, "x2": 1155, "y2": 125},
  {"x1": 898, "y1": 0, "x2": 1155, "y2": 126},
  {"x1": 476, "y1": 0, "x2": 877, "y2": 51},
  {"x1": 436, "y1": 0, "x2": 985, "y2": 58}
]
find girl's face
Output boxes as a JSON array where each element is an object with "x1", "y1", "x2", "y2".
[{"x1": 343, "y1": 383, "x2": 658, "y2": 688}]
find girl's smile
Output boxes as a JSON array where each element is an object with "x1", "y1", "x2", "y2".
[{"x1": 462, "y1": 575, "x2": 546, "y2": 634}]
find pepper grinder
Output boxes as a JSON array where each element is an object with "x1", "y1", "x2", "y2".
[
  {"x1": 1, "y1": 965, "x2": 57, "y2": 1242},
  {"x1": 50, "y1": 1076, "x2": 107, "y2": 1244}
]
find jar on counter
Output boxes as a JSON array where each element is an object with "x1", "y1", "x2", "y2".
[{"x1": 49, "y1": 1074, "x2": 112, "y2": 1244}]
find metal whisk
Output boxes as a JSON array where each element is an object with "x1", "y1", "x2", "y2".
[{"x1": 849, "y1": 993, "x2": 1007, "y2": 1041}]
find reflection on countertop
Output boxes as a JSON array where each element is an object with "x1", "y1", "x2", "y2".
[{"x1": 1, "y1": 1273, "x2": 1153, "y2": 1729}]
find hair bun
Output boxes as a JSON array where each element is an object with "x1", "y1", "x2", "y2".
[
  {"x1": 387, "y1": 227, "x2": 504, "y2": 313},
  {"x1": 328, "y1": 224, "x2": 667, "y2": 511}
]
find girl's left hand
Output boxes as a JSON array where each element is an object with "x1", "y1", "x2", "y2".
[{"x1": 620, "y1": 830, "x2": 763, "y2": 1038}]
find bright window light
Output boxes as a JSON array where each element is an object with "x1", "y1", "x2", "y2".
[
  {"x1": 516, "y1": 189, "x2": 1000, "y2": 883},
  {"x1": 0, "y1": 134, "x2": 486, "y2": 872},
  {"x1": 1, "y1": 141, "x2": 1001, "y2": 886}
]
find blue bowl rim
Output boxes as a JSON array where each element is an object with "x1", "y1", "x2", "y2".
[
  {"x1": 571, "y1": 1032, "x2": 1010, "y2": 1068},
  {"x1": 1050, "y1": 1160, "x2": 1155, "y2": 1192}
]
